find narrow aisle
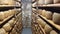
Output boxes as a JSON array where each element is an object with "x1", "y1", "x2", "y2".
[{"x1": 22, "y1": 28, "x2": 32, "y2": 34}]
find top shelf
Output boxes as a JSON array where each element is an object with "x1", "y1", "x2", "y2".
[
  {"x1": 36, "y1": 4, "x2": 60, "y2": 7},
  {"x1": 0, "y1": 5, "x2": 21, "y2": 7}
]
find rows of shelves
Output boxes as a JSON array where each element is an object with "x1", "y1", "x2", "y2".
[
  {"x1": 38, "y1": 15, "x2": 60, "y2": 31},
  {"x1": 32, "y1": 11, "x2": 60, "y2": 34},
  {"x1": 9, "y1": 12, "x2": 22, "y2": 34}
]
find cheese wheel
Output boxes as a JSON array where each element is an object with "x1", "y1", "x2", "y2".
[
  {"x1": 53, "y1": 12, "x2": 60, "y2": 25},
  {"x1": 50, "y1": 30, "x2": 58, "y2": 34},
  {"x1": 38, "y1": 0, "x2": 44, "y2": 5},
  {"x1": 5, "y1": 32, "x2": 8, "y2": 34},
  {"x1": 4, "y1": 11, "x2": 11, "y2": 18},
  {"x1": 0, "y1": 28, "x2": 6, "y2": 34},
  {"x1": 8, "y1": 9, "x2": 17, "y2": 15},
  {"x1": 0, "y1": 0, "x2": 16, "y2": 5},
  {"x1": 0, "y1": 12, "x2": 5, "y2": 20},
  {"x1": 44, "y1": 24, "x2": 52, "y2": 34},
  {"x1": 8, "y1": 18, "x2": 15, "y2": 27},
  {"x1": 32, "y1": 8, "x2": 36, "y2": 13},
  {"x1": 54, "y1": 0, "x2": 60, "y2": 4},
  {"x1": 10, "y1": 28, "x2": 17, "y2": 34},
  {"x1": 38, "y1": 9, "x2": 42, "y2": 15},
  {"x1": 45, "y1": 11, "x2": 52, "y2": 20},
  {"x1": 37, "y1": 18, "x2": 46, "y2": 28},
  {"x1": 3, "y1": 23, "x2": 12, "y2": 32},
  {"x1": 32, "y1": 2, "x2": 36, "y2": 7},
  {"x1": 4, "y1": 9, "x2": 17, "y2": 19},
  {"x1": 45, "y1": 0, "x2": 53, "y2": 4},
  {"x1": 42, "y1": 10, "x2": 46, "y2": 17}
]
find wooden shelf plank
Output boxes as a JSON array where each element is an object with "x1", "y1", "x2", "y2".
[
  {"x1": 0, "y1": 5, "x2": 20, "y2": 7},
  {"x1": 0, "y1": 15, "x2": 14, "y2": 25},
  {"x1": 36, "y1": 4, "x2": 60, "y2": 7},
  {"x1": 40, "y1": 15, "x2": 60, "y2": 30}
]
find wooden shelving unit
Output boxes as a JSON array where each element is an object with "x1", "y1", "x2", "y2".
[
  {"x1": 9, "y1": 12, "x2": 22, "y2": 34},
  {"x1": 0, "y1": 15, "x2": 14, "y2": 25},
  {"x1": 39, "y1": 15, "x2": 60, "y2": 31}
]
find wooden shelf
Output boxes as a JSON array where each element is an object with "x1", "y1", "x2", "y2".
[
  {"x1": 36, "y1": 4, "x2": 60, "y2": 7},
  {"x1": 39, "y1": 15, "x2": 60, "y2": 31},
  {"x1": 0, "y1": 15, "x2": 14, "y2": 25},
  {"x1": 0, "y1": 5, "x2": 20, "y2": 7}
]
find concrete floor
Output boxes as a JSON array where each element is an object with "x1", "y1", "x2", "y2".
[{"x1": 22, "y1": 27, "x2": 32, "y2": 34}]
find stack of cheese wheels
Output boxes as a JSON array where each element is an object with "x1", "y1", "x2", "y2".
[
  {"x1": 8, "y1": 18, "x2": 15, "y2": 27},
  {"x1": 5, "y1": 32, "x2": 8, "y2": 34},
  {"x1": 50, "y1": 30, "x2": 58, "y2": 34},
  {"x1": 44, "y1": 24, "x2": 52, "y2": 34},
  {"x1": 0, "y1": 9, "x2": 17, "y2": 21},
  {"x1": 42, "y1": 10, "x2": 46, "y2": 17},
  {"x1": 38, "y1": 9, "x2": 42, "y2": 15},
  {"x1": 45, "y1": 0, "x2": 53, "y2": 4},
  {"x1": 53, "y1": 0, "x2": 60, "y2": 4},
  {"x1": 53, "y1": 12, "x2": 60, "y2": 25},
  {"x1": 0, "y1": 12, "x2": 5, "y2": 21},
  {"x1": 37, "y1": 18, "x2": 46, "y2": 28},
  {"x1": 7, "y1": 9, "x2": 17, "y2": 16},
  {"x1": 45, "y1": 11, "x2": 52, "y2": 20},
  {"x1": 38, "y1": 0, "x2": 44, "y2": 5},
  {"x1": 0, "y1": 28, "x2": 6, "y2": 34},
  {"x1": 32, "y1": 13, "x2": 36, "y2": 21},
  {"x1": 3, "y1": 23, "x2": 12, "y2": 32},
  {"x1": 10, "y1": 28, "x2": 17, "y2": 34},
  {"x1": 0, "y1": 0, "x2": 16, "y2": 5}
]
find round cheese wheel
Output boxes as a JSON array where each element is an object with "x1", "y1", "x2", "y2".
[
  {"x1": 5, "y1": 32, "x2": 8, "y2": 34},
  {"x1": 8, "y1": 18, "x2": 15, "y2": 27},
  {"x1": 4, "y1": 11, "x2": 10, "y2": 18},
  {"x1": 45, "y1": 11, "x2": 52, "y2": 20},
  {"x1": 38, "y1": 0, "x2": 44, "y2": 5},
  {"x1": 0, "y1": 28, "x2": 6, "y2": 34},
  {"x1": 8, "y1": 9, "x2": 17, "y2": 15},
  {"x1": 10, "y1": 28, "x2": 17, "y2": 34},
  {"x1": 4, "y1": 9, "x2": 17, "y2": 19},
  {"x1": 53, "y1": 12, "x2": 60, "y2": 25},
  {"x1": 32, "y1": 13, "x2": 36, "y2": 21},
  {"x1": 44, "y1": 24, "x2": 52, "y2": 34},
  {"x1": 0, "y1": 0, "x2": 16, "y2": 5},
  {"x1": 42, "y1": 10, "x2": 46, "y2": 17},
  {"x1": 37, "y1": 18, "x2": 46, "y2": 28},
  {"x1": 53, "y1": 0, "x2": 60, "y2": 4},
  {"x1": 38, "y1": 9, "x2": 42, "y2": 15},
  {"x1": 3, "y1": 23, "x2": 12, "y2": 32},
  {"x1": 50, "y1": 30, "x2": 58, "y2": 34},
  {"x1": 32, "y1": 8, "x2": 36, "y2": 13},
  {"x1": 45, "y1": 0, "x2": 53, "y2": 4},
  {"x1": 0, "y1": 12, "x2": 5, "y2": 20}
]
